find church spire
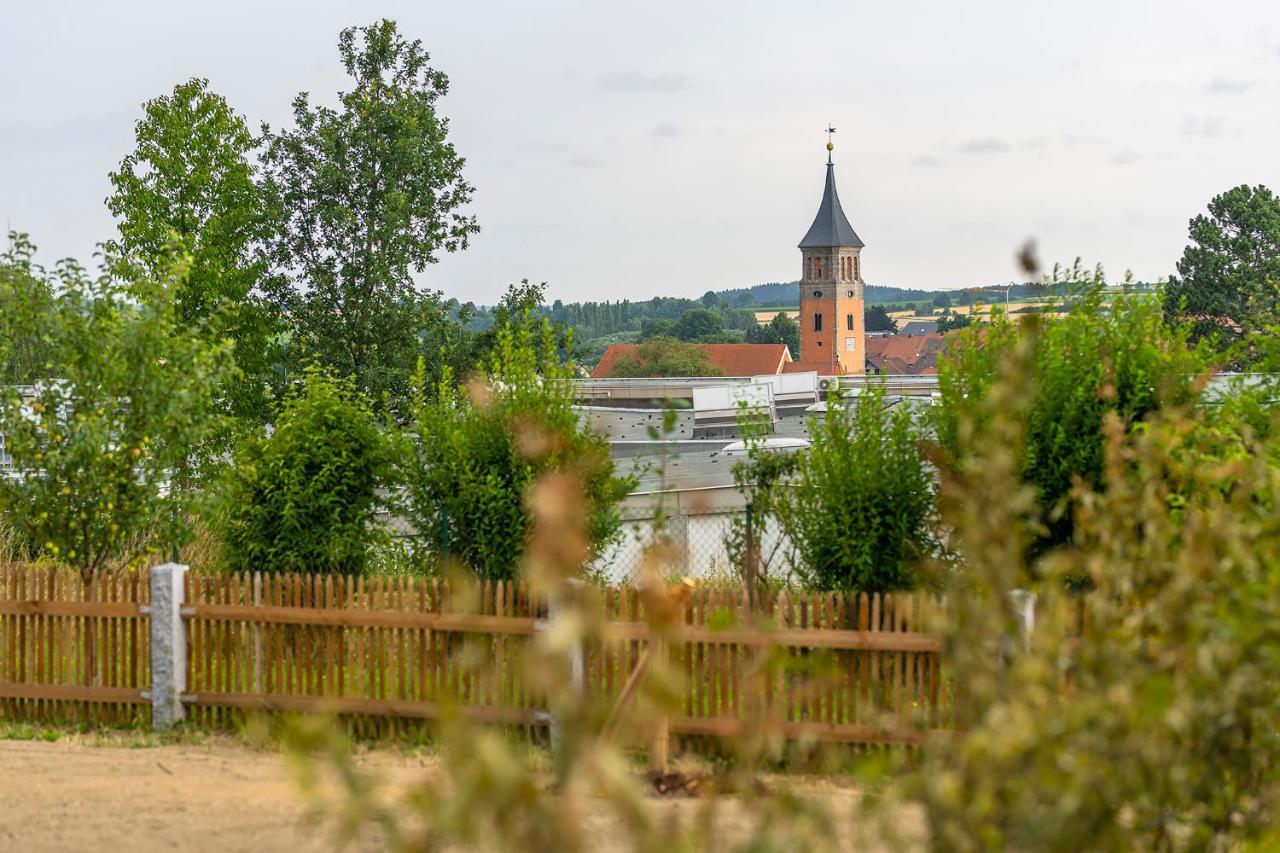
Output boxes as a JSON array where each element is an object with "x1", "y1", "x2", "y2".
[{"x1": 798, "y1": 131, "x2": 864, "y2": 249}]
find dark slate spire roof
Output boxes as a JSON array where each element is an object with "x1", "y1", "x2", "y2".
[{"x1": 798, "y1": 162, "x2": 864, "y2": 249}]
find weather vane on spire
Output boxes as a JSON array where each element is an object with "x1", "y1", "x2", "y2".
[{"x1": 825, "y1": 125, "x2": 836, "y2": 162}]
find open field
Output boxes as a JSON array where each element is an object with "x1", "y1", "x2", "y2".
[{"x1": 0, "y1": 733, "x2": 918, "y2": 851}]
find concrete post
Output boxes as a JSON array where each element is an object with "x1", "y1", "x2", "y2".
[
  {"x1": 1008, "y1": 589, "x2": 1036, "y2": 653},
  {"x1": 543, "y1": 581, "x2": 585, "y2": 757},
  {"x1": 149, "y1": 563, "x2": 189, "y2": 730}
]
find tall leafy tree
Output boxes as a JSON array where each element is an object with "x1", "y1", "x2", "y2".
[
  {"x1": 106, "y1": 78, "x2": 279, "y2": 427},
  {"x1": 1164, "y1": 184, "x2": 1280, "y2": 345},
  {"x1": 261, "y1": 19, "x2": 479, "y2": 409}
]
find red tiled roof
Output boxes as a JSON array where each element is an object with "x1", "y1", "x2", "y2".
[
  {"x1": 866, "y1": 333, "x2": 947, "y2": 375},
  {"x1": 591, "y1": 343, "x2": 792, "y2": 378}
]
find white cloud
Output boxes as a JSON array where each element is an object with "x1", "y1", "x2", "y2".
[
  {"x1": 1182, "y1": 116, "x2": 1226, "y2": 137},
  {"x1": 1206, "y1": 76, "x2": 1254, "y2": 95},
  {"x1": 597, "y1": 71, "x2": 690, "y2": 93},
  {"x1": 955, "y1": 137, "x2": 1012, "y2": 154}
]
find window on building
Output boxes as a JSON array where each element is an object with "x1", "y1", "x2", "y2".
[
  {"x1": 813, "y1": 290, "x2": 823, "y2": 298},
  {"x1": 813, "y1": 312, "x2": 823, "y2": 332},
  {"x1": 846, "y1": 313, "x2": 854, "y2": 331},
  {"x1": 853, "y1": 256, "x2": 859, "y2": 278}
]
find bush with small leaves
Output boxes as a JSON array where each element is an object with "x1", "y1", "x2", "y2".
[{"x1": 216, "y1": 368, "x2": 393, "y2": 574}]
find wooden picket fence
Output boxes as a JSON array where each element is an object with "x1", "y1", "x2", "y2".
[
  {"x1": 0, "y1": 565, "x2": 151, "y2": 725},
  {"x1": 0, "y1": 564, "x2": 954, "y2": 749}
]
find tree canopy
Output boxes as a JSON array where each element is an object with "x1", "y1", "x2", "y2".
[
  {"x1": 1164, "y1": 184, "x2": 1280, "y2": 346},
  {"x1": 106, "y1": 78, "x2": 280, "y2": 427},
  {"x1": 261, "y1": 19, "x2": 478, "y2": 408},
  {"x1": 609, "y1": 338, "x2": 724, "y2": 378},
  {"x1": 745, "y1": 313, "x2": 800, "y2": 357},
  {"x1": 864, "y1": 304, "x2": 897, "y2": 333}
]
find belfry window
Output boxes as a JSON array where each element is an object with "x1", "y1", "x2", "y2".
[
  {"x1": 846, "y1": 313, "x2": 854, "y2": 331},
  {"x1": 813, "y1": 312, "x2": 823, "y2": 332}
]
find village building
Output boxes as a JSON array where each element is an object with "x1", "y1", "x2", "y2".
[
  {"x1": 785, "y1": 135, "x2": 866, "y2": 377},
  {"x1": 593, "y1": 138, "x2": 869, "y2": 380}
]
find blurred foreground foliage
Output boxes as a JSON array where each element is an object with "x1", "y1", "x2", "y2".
[
  {"x1": 875, "y1": 318, "x2": 1280, "y2": 851},
  {"x1": 287, "y1": 288, "x2": 1280, "y2": 851}
]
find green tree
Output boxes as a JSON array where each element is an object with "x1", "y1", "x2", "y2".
[
  {"x1": 744, "y1": 313, "x2": 800, "y2": 357},
  {"x1": 609, "y1": 338, "x2": 724, "y2": 378},
  {"x1": 0, "y1": 233, "x2": 56, "y2": 385},
  {"x1": 401, "y1": 323, "x2": 632, "y2": 580},
  {"x1": 936, "y1": 279, "x2": 1208, "y2": 557},
  {"x1": 638, "y1": 317, "x2": 676, "y2": 340},
  {"x1": 700, "y1": 290, "x2": 720, "y2": 308},
  {"x1": 216, "y1": 367, "x2": 393, "y2": 575},
  {"x1": 464, "y1": 280, "x2": 576, "y2": 372},
  {"x1": 1164, "y1": 184, "x2": 1280, "y2": 345},
  {"x1": 935, "y1": 310, "x2": 972, "y2": 333},
  {"x1": 673, "y1": 307, "x2": 723, "y2": 340},
  {"x1": 106, "y1": 78, "x2": 279, "y2": 427},
  {"x1": 932, "y1": 291, "x2": 952, "y2": 309},
  {"x1": 0, "y1": 256, "x2": 233, "y2": 580},
  {"x1": 864, "y1": 304, "x2": 897, "y2": 333},
  {"x1": 261, "y1": 20, "x2": 479, "y2": 408},
  {"x1": 737, "y1": 384, "x2": 935, "y2": 593}
]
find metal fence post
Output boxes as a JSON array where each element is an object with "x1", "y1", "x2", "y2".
[{"x1": 149, "y1": 562, "x2": 189, "y2": 730}]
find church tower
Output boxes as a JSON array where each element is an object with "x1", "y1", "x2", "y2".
[{"x1": 797, "y1": 133, "x2": 864, "y2": 375}]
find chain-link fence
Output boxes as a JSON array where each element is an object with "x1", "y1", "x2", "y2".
[{"x1": 380, "y1": 502, "x2": 796, "y2": 586}]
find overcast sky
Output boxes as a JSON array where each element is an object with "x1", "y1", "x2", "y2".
[{"x1": 3, "y1": 0, "x2": 1279, "y2": 304}]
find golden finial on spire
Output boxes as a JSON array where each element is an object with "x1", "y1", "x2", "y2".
[{"x1": 825, "y1": 125, "x2": 836, "y2": 162}]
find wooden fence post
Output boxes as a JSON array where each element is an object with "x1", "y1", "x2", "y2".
[
  {"x1": 149, "y1": 563, "x2": 188, "y2": 730},
  {"x1": 648, "y1": 635, "x2": 670, "y2": 774}
]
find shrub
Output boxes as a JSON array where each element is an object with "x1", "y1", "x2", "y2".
[
  {"x1": 889, "y1": 339, "x2": 1280, "y2": 850},
  {"x1": 934, "y1": 279, "x2": 1209, "y2": 556},
  {"x1": 216, "y1": 368, "x2": 393, "y2": 574},
  {"x1": 400, "y1": 322, "x2": 633, "y2": 581},
  {"x1": 737, "y1": 384, "x2": 936, "y2": 593},
  {"x1": 0, "y1": 253, "x2": 232, "y2": 579}
]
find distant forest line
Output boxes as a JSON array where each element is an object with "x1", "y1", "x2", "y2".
[{"x1": 458, "y1": 278, "x2": 1148, "y2": 358}]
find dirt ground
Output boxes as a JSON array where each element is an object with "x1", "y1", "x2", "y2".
[
  {"x1": 0, "y1": 734, "x2": 919, "y2": 851},
  {"x1": 0, "y1": 735, "x2": 430, "y2": 852}
]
